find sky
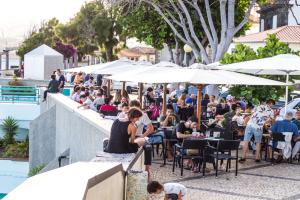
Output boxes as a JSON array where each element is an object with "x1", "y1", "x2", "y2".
[{"x1": 0, "y1": 0, "x2": 87, "y2": 47}]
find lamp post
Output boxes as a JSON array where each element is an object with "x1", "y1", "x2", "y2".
[{"x1": 183, "y1": 44, "x2": 192, "y2": 67}]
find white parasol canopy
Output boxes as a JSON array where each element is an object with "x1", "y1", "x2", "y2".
[
  {"x1": 63, "y1": 58, "x2": 135, "y2": 74},
  {"x1": 108, "y1": 66, "x2": 288, "y2": 86},
  {"x1": 217, "y1": 54, "x2": 300, "y2": 112}
]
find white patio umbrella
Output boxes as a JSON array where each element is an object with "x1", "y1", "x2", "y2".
[
  {"x1": 108, "y1": 66, "x2": 287, "y2": 125},
  {"x1": 63, "y1": 58, "x2": 134, "y2": 74},
  {"x1": 217, "y1": 54, "x2": 300, "y2": 112}
]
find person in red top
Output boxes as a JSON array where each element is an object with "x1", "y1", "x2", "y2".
[{"x1": 100, "y1": 97, "x2": 117, "y2": 113}]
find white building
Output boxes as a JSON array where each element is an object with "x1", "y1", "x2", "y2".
[{"x1": 24, "y1": 44, "x2": 63, "y2": 80}]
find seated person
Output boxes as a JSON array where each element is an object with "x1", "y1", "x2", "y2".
[
  {"x1": 215, "y1": 98, "x2": 230, "y2": 115},
  {"x1": 270, "y1": 112, "x2": 300, "y2": 161},
  {"x1": 160, "y1": 104, "x2": 180, "y2": 127},
  {"x1": 100, "y1": 97, "x2": 117, "y2": 113},
  {"x1": 147, "y1": 181, "x2": 187, "y2": 200},
  {"x1": 117, "y1": 103, "x2": 129, "y2": 120},
  {"x1": 107, "y1": 108, "x2": 146, "y2": 154},
  {"x1": 221, "y1": 103, "x2": 241, "y2": 128},
  {"x1": 176, "y1": 116, "x2": 198, "y2": 143},
  {"x1": 43, "y1": 74, "x2": 59, "y2": 101},
  {"x1": 71, "y1": 86, "x2": 81, "y2": 103},
  {"x1": 208, "y1": 115, "x2": 224, "y2": 128},
  {"x1": 93, "y1": 92, "x2": 105, "y2": 111},
  {"x1": 77, "y1": 94, "x2": 96, "y2": 110}
]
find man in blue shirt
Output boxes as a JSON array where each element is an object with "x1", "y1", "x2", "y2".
[
  {"x1": 57, "y1": 69, "x2": 65, "y2": 92},
  {"x1": 271, "y1": 112, "x2": 300, "y2": 159}
]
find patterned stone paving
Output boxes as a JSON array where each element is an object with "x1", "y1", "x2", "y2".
[{"x1": 150, "y1": 151, "x2": 300, "y2": 200}]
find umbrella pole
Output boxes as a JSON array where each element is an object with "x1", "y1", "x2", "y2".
[
  {"x1": 122, "y1": 81, "x2": 126, "y2": 96},
  {"x1": 196, "y1": 85, "x2": 203, "y2": 129},
  {"x1": 162, "y1": 83, "x2": 167, "y2": 115},
  {"x1": 138, "y1": 83, "x2": 143, "y2": 107},
  {"x1": 285, "y1": 73, "x2": 289, "y2": 114},
  {"x1": 107, "y1": 79, "x2": 111, "y2": 96}
]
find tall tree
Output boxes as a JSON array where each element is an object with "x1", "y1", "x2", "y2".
[
  {"x1": 110, "y1": 0, "x2": 264, "y2": 64},
  {"x1": 58, "y1": 0, "x2": 123, "y2": 61},
  {"x1": 221, "y1": 34, "x2": 294, "y2": 104},
  {"x1": 17, "y1": 18, "x2": 61, "y2": 60}
]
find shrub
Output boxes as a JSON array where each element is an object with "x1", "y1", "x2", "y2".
[
  {"x1": 28, "y1": 164, "x2": 46, "y2": 177},
  {"x1": 1, "y1": 117, "x2": 19, "y2": 146},
  {"x1": 3, "y1": 142, "x2": 28, "y2": 158}
]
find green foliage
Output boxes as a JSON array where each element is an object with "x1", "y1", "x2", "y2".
[
  {"x1": 28, "y1": 164, "x2": 46, "y2": 177},
  {"x1": 17, "y1": 18, "x2": 61, "y2": 60},
  {"x1": 257, "y1": 34, "x2": 291, "y2": 58},
  {"x1": 221, "y1": 44, "x2": 258, "y2": 64},
  {"x1": 3, "y1": 141, "x2": 28, "y2": 158},
  {"x1": 1, "y1": 117, "x2": 19, "y2": 145},
  {"x1": 220, "y1": 34, "x2": 295, "y2": 104}
]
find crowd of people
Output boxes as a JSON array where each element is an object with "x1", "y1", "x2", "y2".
[{"x1": 43, "y1": 70, "x2": 300, "y2": 199}]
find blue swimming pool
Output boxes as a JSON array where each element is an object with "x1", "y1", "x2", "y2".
[{"x1": 0, "y1": 160, "x2": 28, "y2": 198}]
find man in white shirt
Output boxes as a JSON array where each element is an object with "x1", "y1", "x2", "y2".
[
  {"x1": 147, "y1": 181, "x2": 187, "y2": 200},
  {"x1": 240, "y1": 99, "x2": 275, "y2": 163}
]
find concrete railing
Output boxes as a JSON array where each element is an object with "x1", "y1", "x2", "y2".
[{"x1": 30, "y1": 92, "x2": 113, "y2": 170}]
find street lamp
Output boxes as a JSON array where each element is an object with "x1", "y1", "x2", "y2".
[{"x1": 183, "y1": 44, "x2": 192, "y2": 66}]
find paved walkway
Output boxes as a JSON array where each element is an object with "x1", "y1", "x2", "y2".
[{"x1": 151, "y1": 152, "x2": 300, "y2": 200}]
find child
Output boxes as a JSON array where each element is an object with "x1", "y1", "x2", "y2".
[{"x1": 147, "y1": 181, "x2": 187, "y2": 200}]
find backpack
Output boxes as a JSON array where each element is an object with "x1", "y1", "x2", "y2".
[{"x1": 149, "y1": 104, "x2": 160, "y2": 120}]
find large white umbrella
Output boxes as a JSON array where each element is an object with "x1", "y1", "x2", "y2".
[
  {"x1": 217, "y1": 54, "x2": 300, "y2": 112},
  {"x1": 63, "y1": 58, "x2": 134, "y2": 74},
  {"x1": 108, "y1": 66, "x2": 287, "y2": 124}
]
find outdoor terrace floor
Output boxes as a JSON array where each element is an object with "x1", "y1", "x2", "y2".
[{"x1": 151, "y1": 151, "x2": 300, "y2": 200}]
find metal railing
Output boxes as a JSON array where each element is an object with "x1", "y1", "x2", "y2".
[{"x1": 0, "y1": 85, "x2": 40, "y2": 104}]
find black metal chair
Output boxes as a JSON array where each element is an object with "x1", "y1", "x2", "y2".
[
  {"x1": 172, "y1": 139, "x2": 208, "y2": 176},
  {"x1": 162, "y1": 128, "x2": 178, "y2": 165},
  {"x1": 209, "y1": 140, "x2": 240, "y2": 177},
  {"x1": 148, "y1": 132, "x2": 165, "y2": 157},
  {"x1": 270, "y1": 132, "x2": 286, "y2": 164}
]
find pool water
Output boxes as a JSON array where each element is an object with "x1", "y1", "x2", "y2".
[
  {"x1": 0, "y1": 160, "x2": 28, "y2": 198},
  {"x1": 0, "y1": 128, "x2": 28, "y2": 142}
]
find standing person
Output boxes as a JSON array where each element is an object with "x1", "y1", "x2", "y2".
[
  {"x1": 74, "y1": 72, "x2": 84, "y2": 84},
  {"x1": 84, "y1": 76, "x2": 95, "y2": 87},
  {"x1": 57, "y1": 69, "x2": 65, "y2": 92},
  {"x1": 143, "y1": 87, "x2": 155, "y2": 110},
  {"x1": 43, "y1": 74, "x2": 59, "y2": 101},
  {"x1": 71, "y1": 72, "x2": 77, "y2": 84},
  {"x1": 96, "y1": 74, "x2": 103, "y2": 87},
  {"x1": 113, "y1": 90, "x2": 122, "y2": 106},
  {"x1": 240, "y1": 99, "x2": 275, "y2": 163}
]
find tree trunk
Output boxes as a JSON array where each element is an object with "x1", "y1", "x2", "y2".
[
  {"x1": 175, "y1": 40, "x2": 181, "y2": 65},
  {"x1": 74, "y1": 52, "x2": 78, "y2": 68},
  {"x1": 106, "y1": 47, "x2": 114, "y2": 62},
  {"x1": 167, "y1": 44, "x2": 175, "y2": 63},
  {"x1": 179, "y1": 49, "x2": 185, "y2": 66}
]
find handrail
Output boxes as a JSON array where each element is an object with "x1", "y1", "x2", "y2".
[{"x1": 0, "y1": 85, "x2": 40, "y2": 104}]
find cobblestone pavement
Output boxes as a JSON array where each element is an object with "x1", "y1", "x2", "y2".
[{"x1": 150, "y1": 151, "x2": 300, "y2": 200}]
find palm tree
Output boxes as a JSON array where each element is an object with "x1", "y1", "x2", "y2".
[{"x1": 1, "y1": 116, "x2": 19, "y2": 145}]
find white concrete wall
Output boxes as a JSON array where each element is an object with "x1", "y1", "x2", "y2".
[
  {"x1": 289, "y1": 1, "x2": 300, "y2": 25},
  {"x1": 37, "y1": 93, "x2": 112, "y2": 165},
  {"x1": 24, "y1": 56, "x2": 44, "y2": 80}
]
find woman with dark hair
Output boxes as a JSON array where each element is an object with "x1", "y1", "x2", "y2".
[{"x1": 107, "y1": 108, "x2": 146, "y2": 153}]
